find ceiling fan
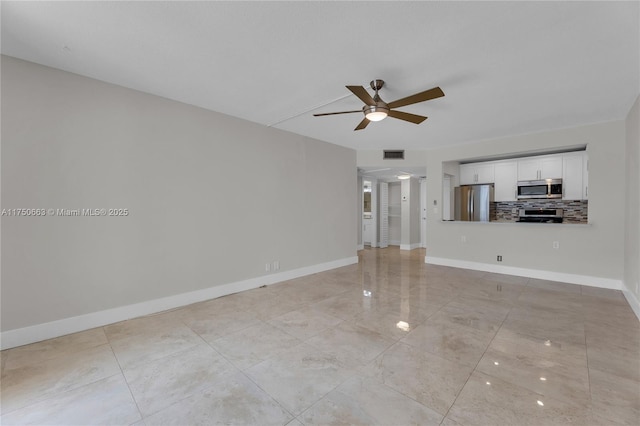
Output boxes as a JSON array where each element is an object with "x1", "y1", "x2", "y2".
[{"x1": 313, "y1": 79, "x2": 444, "y2": 131}]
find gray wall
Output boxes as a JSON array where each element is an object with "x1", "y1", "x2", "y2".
[
  {"x1": 425, "y1": 120, "x2": 626, "y2": 281},
  {"x1": 1, "y1": 56, "x2": 356, "y2": 332},
  {"x1": 625, "y1": 95, "x2": 640, "y2": 300}
]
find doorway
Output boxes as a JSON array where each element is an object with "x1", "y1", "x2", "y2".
[{"x1": 358, "y1": 167, "x2": 426, "y2": 250}]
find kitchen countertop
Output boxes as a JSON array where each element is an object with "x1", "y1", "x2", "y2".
[{"x1": 440, "y1": 220, "x2": 590, "y2": 227}]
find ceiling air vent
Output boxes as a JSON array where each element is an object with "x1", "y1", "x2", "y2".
[{"x1": 383, "y1": 150, "x2": 405, "y2": 160}]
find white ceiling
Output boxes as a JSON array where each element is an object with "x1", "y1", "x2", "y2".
[{"x1": 2, "y1": 1, "x2": 638, "y2": 151}]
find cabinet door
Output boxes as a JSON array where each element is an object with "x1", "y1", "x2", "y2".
[
  {"x1": 562, "y1": 154, "x2": 583, "y2": 200},
  {"x1": 459, "y1": 164, "x2": 476, "y2": 185},
  {"x1": 494, "y1": 161, "x2": 518, "y2": 201},
  {"x1": 541, "y1": 156, "x2": 563, "y2": 179},
  {"x1": 475, "y1": 163, "x2": 495, "y2": 184},
  {"x1": 517, "y1": 159, "x2": 540, "y2": 181}
]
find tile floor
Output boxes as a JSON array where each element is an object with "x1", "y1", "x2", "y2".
[{"x1": 1, "y1": 247, "x2": 639, "y2": 425}]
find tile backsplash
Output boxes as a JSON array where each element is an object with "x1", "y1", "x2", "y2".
[{"x1": 493, "y1": 200, "x2": 588, "y2": 224}]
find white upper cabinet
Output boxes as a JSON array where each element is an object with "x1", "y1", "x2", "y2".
[
  {"x1": 517, "y1": 155, "x2": 563, "y2": 181},
  {"x1": 562, "y1": 153, "x2": 584, "y2": 200},
  {"x1": 459, "y1": 164, "x2": 475, "y2": 185},
  {"x1": 460, "y1": 163, "x2": 495, "y2": 185},
  {"x1": 517, "y1": 159, "x2": 541, "y2": 181},
  {"x1": 476, "y1": 163, "x2": 495, "y2": 184},
  {"x1": 541, "y1": 156, "x2": 563, "y2": 179},
  {"x1": 458, "y1": 151, "x2": 586, "y2": 201},
  {"x1": 493, "y1": 161, "x2": 518, "y2": 202}
]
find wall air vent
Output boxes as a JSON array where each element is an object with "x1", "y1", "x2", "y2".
[{"x1": 383, "y1": 150, "x2": 405, "y2": 160}]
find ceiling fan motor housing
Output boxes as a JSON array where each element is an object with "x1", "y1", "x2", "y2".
[{"x1": 364, "y1": 80, "x2": 389, "y2": 120}]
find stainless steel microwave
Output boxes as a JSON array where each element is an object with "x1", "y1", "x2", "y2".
[{"x1": 517, "y1": 179, "x2": 563, "y2": 199}]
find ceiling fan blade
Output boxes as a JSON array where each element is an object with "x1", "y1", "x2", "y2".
[
  {"x1": 354, "y1": 117, "x2": 370, "y2": 131},
  {"x1": 313, "y1": 110, "x2": 362, "y2": 117},
  {"x1": 388, "y1": 110, "x2": 428, "y2": 124},
  {"x1": 387, "y1": 87, "x2": 444, "y2": 109},
  {"x1": 346, "y1": 86, "x2": 376, "y2": 106}
]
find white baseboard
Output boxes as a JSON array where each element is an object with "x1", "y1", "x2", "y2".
[
  {"x1": 0, "y1": 256, "x2": 358, "y2": 350},
  {"x1": 400, "y1": 243, "x2": 422, "y2": 251},
  {"x1": 622, "y1": 287, "x2": 640, "y2": 321},
  {"x1": 425, "y1": 256, "x2": 623, "y2": 290},
  {"x1": 357, "y1": 244, "x2": 364, "y2": 251}
]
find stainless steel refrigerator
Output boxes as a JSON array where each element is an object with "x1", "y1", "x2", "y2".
[{"x1": 454, "y1": 184, "x2": 494, "y2": 222}]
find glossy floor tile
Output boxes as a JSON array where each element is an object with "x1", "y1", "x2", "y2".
[
  {"x1": 1, "y1": 344, "x2": 121, "y2": 413},
  {"x1": 401, "y1": 319, "x2": 496, "y2": 367},
  {"x1": 0, "y1": 374, "x2": 140, "y2": 426},
  {"x1": 1, "y1": 247, "x2": 638, "y2": 425},
  {"x1": 143, "y1": 372, "x2": 293, "y2": 425},
  {"x1": 245, "y1": 343, "x2": 354, "y2": 415},
  {"x1": 366, "y1": 342, "x2": 474, "y2": 415},
  {"x1": 122, "y1": 343, "x2": 237, "y2": 417},
  {"x1": 300, "y1": 375, "x2": 443, "y2": 425},
  {"x1": 267, "y1": 306, "x2": 343, "y2": 341},
  {"x1": 447, "y1": 371, "x2": 592, "y2": 426},
  {"x1": 209, "y1": 322, "x2": 302, "y2": 370}
]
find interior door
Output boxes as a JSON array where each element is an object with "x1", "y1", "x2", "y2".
[{"x1": 379, "y1": 182, "x2": 389, "y2": 248}]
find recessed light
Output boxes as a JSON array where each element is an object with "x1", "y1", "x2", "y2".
[
  {"x1": 537, "y1": 400, "x2": 544, "y2": 406},
  {"x1": 397, "y1": 175, "x2": 411, "y2": 180}
]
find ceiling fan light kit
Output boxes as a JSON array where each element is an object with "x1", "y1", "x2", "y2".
[
  {"x1": 313, "y1": 79, "x2": 444, "y2": 131},
  {"x1": 364, "y1": 105, "x2": 389, "y2": 122}
]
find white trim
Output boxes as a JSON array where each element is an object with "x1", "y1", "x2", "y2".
[
  {"x1": 400, "y1": 243, "x2": 422, "y2": 251},
  {"x1": 389, "y1": 240, "x2": 401, "y2": 246},
  {"x1": 425, "y1": 256, "x2": 622, "y2": 290},
  {"x1": 622, "y1": 287, "x2": 640, "y2": 321},
  {"x1": 0, "y1": 256, "x2": 358, "y2": 350},
  {"x1": 357, "y1": 244, "x2": 364, "y2": 251}
]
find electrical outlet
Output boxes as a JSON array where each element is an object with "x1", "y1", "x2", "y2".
[
  {"x1": 461, "y1": 235, "x2": 467, "y2": 243},
  {"x1": 497, "y1": 255, "x2": 502, "y2": 262},
  {"x1": 273, "y1": 260, "x2": 280, "y2": 271},
  {"x1": 552, "y1": 241, "x2": 560, "y2": 249},
  {"x1": 265, "y1": 263, "x2": 271, "y2": 272}
]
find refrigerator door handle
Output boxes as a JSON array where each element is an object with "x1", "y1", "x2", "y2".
[{"x1": 469, "y1": 189, "x2": 474, "y2": 219}]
